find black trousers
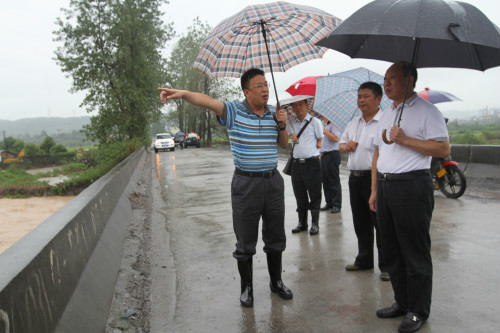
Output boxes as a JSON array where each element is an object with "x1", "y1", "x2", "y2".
[
  {"x1": 291, "y1": 157, "x2": 322, "y2": 214},
  {"x1": 321, "y1": 151, "x2": 342, "y2": 209},
  {"x1": 376, "y1": 172, "x2": 434, "y2": 319},
  {"x1": 348, "y1": 173, "x2": 385, "y2": 270},
  {"x1": 231, "y1": 172, "x2": 286, "y2": 260}
]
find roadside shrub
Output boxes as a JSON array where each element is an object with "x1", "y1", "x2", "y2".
[
  {"x1": 1, "y1": 139, "x2": 143, "y2": 196},
  {"x1": 60, "y1": 162, "x2": 88, "y2": 174},
  {"x1": 40, "y1": 136, "x2": 56, "y2": 154},
  {"x1": 50, "y1": 139, "x2": 143, "y2": 195},
  {"x1": 0, "y1": 165, "x2": 44, "y2": 186},
  {"x1": 50, "y1": 144, "x2": 68, "y2": 155},
  {"x1": 24, "y1": 144, "x2": 42, "y2": 157}
]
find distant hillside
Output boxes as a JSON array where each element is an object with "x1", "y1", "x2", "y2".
[{"x1": 0, "y1": 116, "x2": 91, "y2": 138}]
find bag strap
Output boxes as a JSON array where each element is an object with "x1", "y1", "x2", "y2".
[
  {"x1": 291, "y1": 118, "x2": 312, "y2": 153},
  {"x1": 296, "y1": 118, "x2": 312, "y2": 139}
]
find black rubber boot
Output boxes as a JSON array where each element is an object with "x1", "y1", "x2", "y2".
[
  {"x1": 309, "y1": 210, "x2": 320, "y2": 235},
  {"x1": 291, "y1": 210, "x2": 308, "y2": 233},
  {"x1": 266, "y1": 252, "x2": 293, "y2": 300},
  {"x1": 237, "y1": 258, "x2": 253, "y2": 307}
]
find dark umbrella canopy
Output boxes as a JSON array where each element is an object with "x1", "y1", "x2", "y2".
[{"x1": 316, "y1": 0, "x2": 500, "y2": 71}]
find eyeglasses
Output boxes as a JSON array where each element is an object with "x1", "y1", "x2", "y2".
[{"x1": 249, "y1": 82, "x2": 270, "y2": 90}]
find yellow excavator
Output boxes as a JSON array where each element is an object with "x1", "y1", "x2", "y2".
[{"x1": 1, "y1": 149, "x2": 24, "y2": 164}]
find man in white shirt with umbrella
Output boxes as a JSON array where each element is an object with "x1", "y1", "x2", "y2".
[{"x1": 369, "y1": 61, "x2": 450, "y2": 333}]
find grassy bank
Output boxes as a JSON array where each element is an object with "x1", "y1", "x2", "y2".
[{"x1": 0, "y1": 140, "x2": 143, "y2": 197}]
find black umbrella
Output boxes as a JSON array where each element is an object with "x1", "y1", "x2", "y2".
[
  {"x1": 317, "y1": 0, "x2": 500, "y2": 70},
  {"x1": 316, "y1": 0, "x2": 500, "y2": 143}
]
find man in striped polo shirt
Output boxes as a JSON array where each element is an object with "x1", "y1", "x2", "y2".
[{"x1": 159, "y1": 68, "x2": 292, "y2": 308}]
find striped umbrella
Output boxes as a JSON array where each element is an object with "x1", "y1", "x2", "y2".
[
  {"x1": 313, "y1": 67, "x2": 392, "y2": 132},
  {"x1": 193, "y1": 1, "x2": 341, "y2": 106}
]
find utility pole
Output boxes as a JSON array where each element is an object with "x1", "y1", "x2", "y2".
[{"x1": 2, "y1": 131, "x2": 7, "y2": 151}]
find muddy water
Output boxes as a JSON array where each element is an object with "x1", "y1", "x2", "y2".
[{"x1": 0, "y1": 196, "x2": 75, "y2": 253}]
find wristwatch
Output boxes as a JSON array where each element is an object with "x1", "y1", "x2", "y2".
[{"x1": 277, "y1": 123, "x2": 286, "y2": 131}]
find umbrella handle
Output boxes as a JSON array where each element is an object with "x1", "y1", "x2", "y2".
[{"x1": 382, "y1": 129, "x2": 394, "y2": 145}]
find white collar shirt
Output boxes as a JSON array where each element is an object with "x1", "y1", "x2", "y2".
[
  {"x1": 340, "y1": 109, "x2": 382, "y2": 170},
  {"x1": 287, "y1": 113, "x2": 324, "y2": 159},
  {"x1": 320, "y1": 122, "x2": 342, "y2": 153},
  {"x1": 374, "y1": 94, "x2": 449, "y2": 174}
]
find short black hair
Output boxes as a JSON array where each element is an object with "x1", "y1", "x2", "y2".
[
  {"x1": 241, "y1": 68, "x2": 265, "y2": 91},
  {"x1": 395, "y1": 61, "x2": 418, "y2": 88},
  {"x1": 358, "y1": 81, "x2": 383, "y2": 97}
]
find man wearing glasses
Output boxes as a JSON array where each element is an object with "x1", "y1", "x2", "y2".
[{"x1": 158, "y1": 68, "x2": 293, "y2": 309}]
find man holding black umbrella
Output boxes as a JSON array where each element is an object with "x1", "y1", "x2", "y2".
[
  {"x1": 369, "y1": 62, "x2": 450, "y2": 333},
  {"x1": 158, "y1": 68, "x2": 293, "y2": 308}
]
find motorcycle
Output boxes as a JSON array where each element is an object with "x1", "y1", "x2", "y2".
[{"x1": 431, "y1": 156, "x2": 467, "y2": 199}]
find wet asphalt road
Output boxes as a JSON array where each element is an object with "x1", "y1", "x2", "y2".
[{"x1": 147, "y1": 146, "x2": 500, "y2": 333}]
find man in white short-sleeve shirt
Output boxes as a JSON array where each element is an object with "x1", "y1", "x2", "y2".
[
  {"x1": 369, "y1": 62, "x2": 450, "y2": 333},
  {"x1": 285, "y1": 96, "x2": 324, "y2": 235},
  {"x1": 340, "y1": 81, "x2": 388, "y2": 281}
]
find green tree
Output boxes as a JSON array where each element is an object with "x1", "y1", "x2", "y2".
[
  {"x1": 40, "y1": 136, "x2": 56, "y2": 154},
  {"x1": 1, "y1": 136, "x2": 15, "y2": 152},
  {"x1": 24, "y1": 144, "x2": 42, "y2": 157},
  {"x1": 167, "y1": 18, "x2": 241, "y2": 145},
  {"x1": 0, "y1": 137, "x2": 24, "y2": 155},
  {"x1": 13, "y1": 139, "x2": 25, "y2": 154},
  {"x1": 50, "y1": 144, "x2": 68, "y2": 155},
  {"x1": 54, "y1": 0, "x2": 174, "y2": 144}
]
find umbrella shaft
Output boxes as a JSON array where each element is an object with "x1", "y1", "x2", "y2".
[
  {"x1": 398, "y1": 38, "x2": 421, "y2": 126},
  {"x1": 260, "y1": 20, "x2": 280, "y2": 110}
]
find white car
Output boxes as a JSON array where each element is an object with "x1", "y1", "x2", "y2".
[{"x1": 154, "y1": 133, "x2": 175, "y2": 152}]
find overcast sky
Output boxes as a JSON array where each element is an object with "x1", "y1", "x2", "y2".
[{"x1": 0, "y1": 0, "x2": 499, "y2": 121}]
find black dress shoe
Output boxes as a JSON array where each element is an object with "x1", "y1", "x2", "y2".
[
  {"x1": 331, "y1": 206, "x2": 341, "y2": 213},
  {"x1": 320, "y1": 205, "x2": 331, "y2": 211},
  {"x1": 376, "y1": 303, "x2": 406, "y2": 318},
  {"x1": 291, "y1": 224, "x2": 308, "y2": 233},
  {"x1": 398, "y1": 313, "x2": 425, "y2": 333},
  {"x1": 309, "y1": 224, "x2": 319, "y2": 235}
]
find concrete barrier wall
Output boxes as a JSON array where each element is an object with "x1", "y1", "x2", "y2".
[
  {"x1": 0, "y1": 148, "x2": 146, "y2": 333},
  {"x1": 449, "y1": 145, "x2": 500, "y2": 179}
]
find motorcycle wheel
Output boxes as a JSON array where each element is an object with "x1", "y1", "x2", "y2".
[{"x1": 437, "y1": 164, "x2": 467, "y2": 199}]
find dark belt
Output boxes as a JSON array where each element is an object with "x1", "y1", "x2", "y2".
[
  {"x1": 378, "y1": 169, "x2": 430, "y2": 181},
  {"x1": 293, "y1": 155, "x2": 319, "y2": 164},
  {"x1": 321, "y1": 150, "x2": 337, "y2": 156},
  {"x1": 234, "y1": 168, "x2": 277, "y2": 178},
  {"x1": 351, "y1": 170, "x2": 371, "y2": 177}
]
